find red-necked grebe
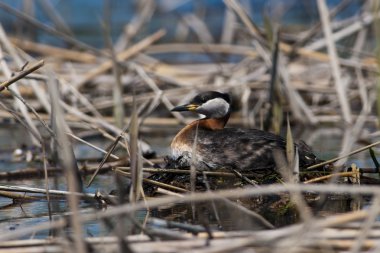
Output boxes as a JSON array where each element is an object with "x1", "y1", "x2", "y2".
[{"x1": 170, "y1": 91, "x2": 320, "y2": 171}]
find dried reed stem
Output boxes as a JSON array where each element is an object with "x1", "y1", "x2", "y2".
[
  {"x1": 307, "y1": 140, "x2": 380, "y2": 170},
  {"x1": 0, "y1": 60, "x2": 44, "y2": 92},
  {"x1": 303, "y1": 171, "x2": 359, "y2": 184},
  {"x1": 115, "y1": 169, "x2": 188, "y2": 193},
  {"x1": 10, "y1": 37, "x2": 96, "y2": 63},
  {"x1": 317, "y1": 0, "x2": 352, "y2": 123},
  {"x1": 75, "y1": 29, "x2": 166, "y2": 88}
]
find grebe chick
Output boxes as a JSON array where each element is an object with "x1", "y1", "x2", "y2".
[{"x1": 170, "y1": 91, "x2": 320, "y2": 171}]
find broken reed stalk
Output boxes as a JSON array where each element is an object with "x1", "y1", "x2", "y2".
[
  {"x1": 0, "y1": 190, "x2": 42, "y2": 201},
  {"x1": 86, "y1": 126, "x2": 128, "y2": 187},
  {"x1": 115, "y1": 169, "x2": 188, "y2": 193},
  {"x1": 0, "y1": 59, "x2": 44, "y2": 92},
  {"x1": 0, "y1": 163, "x2": 262, "y2": 181},
  {"x1": 116, "y1": 167, "x2": 258, "y2": 177},
  {"x1": 0, "y1": 185, "x2": 99, "y2": 199},
  {"x1": 303, "y1": 171, "x2": 360, "y2": 184},
  {"x1": 67, "y1": 132, "x2": 119, "y2": 160},
  {"x1": 307, "y1": 140, "x2": 380, "y2": 170}
]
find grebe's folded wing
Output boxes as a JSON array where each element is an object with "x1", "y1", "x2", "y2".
[{"x1": 193, "y1": 128, "x2": 318, "y2": 171}]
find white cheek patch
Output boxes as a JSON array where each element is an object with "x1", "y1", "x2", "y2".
[{"x1": 198, "y1": 98, "x2": 230, "y2": 118}]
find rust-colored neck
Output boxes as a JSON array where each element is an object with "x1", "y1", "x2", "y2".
[
  {"x1": 195, "y1": 114, "x2": 230, "y2": 130},
  {"x1": 171, "y1": 114, "x2": 230, "y2": 151}
]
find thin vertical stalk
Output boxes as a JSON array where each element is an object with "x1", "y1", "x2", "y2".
[
  {"x1": 190, "y1": 123, "x2": 199, "y2": 220},
  {"x1": 317, "y1": 0, "x2": 352, "y2": 123},
  {"x1": 129, "y1": 93, "x2": 142, "y2": 203},
  {"x1": 48, "y1": 73, "x2": 86, "y2": 253},
  {"x1": 286, "y1": 117, "x2": 294, "y2": 167},
  {"x1": 264, "y1": 26, "x2": 279, "y2": 131},
  {"x1": 42, "y1": 145, "x2": 52, "y2": 222},
  {"x1": 103, "y1": 1, "x2": 125, "y2": 128},
  {"x1": 372, "y1": 0, "x2": 380, "y2": 125}
]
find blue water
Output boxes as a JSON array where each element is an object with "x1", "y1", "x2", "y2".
[
  {"x1": 0, "y1": 174, "x2": 125, "y2": 238},
  {"x1": 0, "y1": 0, "x2": 364, "y2": 48}
]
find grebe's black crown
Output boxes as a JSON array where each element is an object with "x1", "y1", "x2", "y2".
[
  {"x1": 172, "y1": 91, "x2": 231, "y2": 119},
  {"x1": 191, "y1": 91, "x2": 231, "y2": 105}
]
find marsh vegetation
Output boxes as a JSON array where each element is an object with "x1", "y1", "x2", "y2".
[{"x1": 0, "y1": 1, "x2": 379, "y2": 252}]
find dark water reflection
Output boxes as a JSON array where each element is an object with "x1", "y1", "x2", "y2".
[{"x1": 150, "y1": 192, "x2": 370, "y2": 231}]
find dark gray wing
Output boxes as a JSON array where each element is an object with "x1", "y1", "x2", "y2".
[{"x1": 194, "y1": 128, "x2": 319, "y2": 171}]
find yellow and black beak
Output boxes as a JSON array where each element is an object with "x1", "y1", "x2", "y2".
[{"x1": 171, "y1": 103, "x2": 199, "y2": 112}]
